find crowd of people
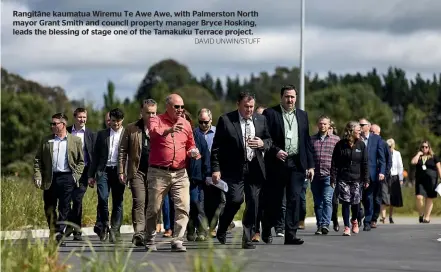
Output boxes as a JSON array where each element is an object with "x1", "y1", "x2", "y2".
[{"x1": 33, "y1": 85, "x2": 441, "y2": 251}]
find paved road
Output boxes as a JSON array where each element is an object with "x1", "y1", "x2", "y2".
[{"x1": 57, "y1": 222, "x2": 441, "y2": 272}]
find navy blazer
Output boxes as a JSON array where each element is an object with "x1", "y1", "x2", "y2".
[
  {"x1": 383, "y1": 140, "x2": 392, "y2": 177},
  {"x1": 186, "y1": 128, "x2": 211, "y2": 182},
  {"x1": 366, "y1": 133, "x2": 386, "y2": 181},
  {"x1": 67, "y1": 125, "x2": 95, "y2": 166}
]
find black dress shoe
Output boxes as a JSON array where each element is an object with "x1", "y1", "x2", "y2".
[
  {"x1": 217, "y1": 233, "x2": 226, "y2": 244},
  {"x1": 284, "y1": 238, "x2": 304, "y2": 245},
  {"x1": 363, "y1": 225, "x2": 371, "y2": 231},
  {"x1": 55, "y1": 234, "x2": 66, "y2": 246},
  {"x1": 73, "y1": 233, "x2": 83, "y2": 241},
  {"x1": 99, "y1": 226, "x2": 109, "y2": 242},
  {"x1": 242, "y1": 242, "x2": 256, "y2": 249}
]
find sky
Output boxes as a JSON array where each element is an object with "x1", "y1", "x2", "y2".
[{"x1": 2, "y1": 0, "x2": 441, "y2": 108}]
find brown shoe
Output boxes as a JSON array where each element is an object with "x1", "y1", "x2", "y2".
[
  {"x1": 298, "y1": 221, "x2": 305, "y2": 230},
  {"x1": 252, "y1": 233, "x2": 261, "y2": 242},
  {"x1": 163, "y1": 229, "x2": 172, "y2": 237},
  {"x1": 370, "y1": 222, "x2": 377, "y2": 228}
]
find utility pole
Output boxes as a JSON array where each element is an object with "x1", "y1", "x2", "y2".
[{"x1": 299, "y1": 0, "x2": 305, "y2": 110}]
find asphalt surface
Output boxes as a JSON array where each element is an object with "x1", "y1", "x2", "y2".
[{"x1": 54, "y1": 221, "x2": 441, "y2": 272}]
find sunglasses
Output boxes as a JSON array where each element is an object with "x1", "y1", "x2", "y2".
[
  {"x1": 360, "y1": 124, "x2": 368, "y2": 126},
  {"x1": 199, "y1": 120, "x2": 210, "y2": 125},
  {"x1": 174, "y1": 105, "x2": 185, "y2": 109},
  {"x1": 50, "y1": 122, "x2": 63, "y2": 126},
  {"x1": 422, "y1": 146, "x2": 429, "y2": 149}
]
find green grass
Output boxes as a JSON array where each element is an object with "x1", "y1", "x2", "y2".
[{"x1": 1, "y1": 176, "x2": 440, "y2": 231}]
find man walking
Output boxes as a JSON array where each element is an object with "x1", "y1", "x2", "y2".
[
  {"x1": 65, "y1": 107, "x2": 95, "y2": 241},
  {"x1": 211, "y1": 91, "x2": 272, "y2": 249},
  {"x1": 118, "y1": 99, "x2": 157, "y2": 246},
  {"x1": 359, "y1": 118, "x2": 386, "y2": 231},
  {"x1": 88, "y1": 108, "x2": 126, "y2": 242},
  {"x1": 310, "y1": 115, "x2": 340, "y2": 235},
  {"x1": 144, "y1": 94, "x2": 200, "y2": 252},
  {"x1": 262, "y1": 85, "x2": 315, "y2": 245},
  {"x1": 34, "y1": 113, "x2": 84, "y2": 245}
]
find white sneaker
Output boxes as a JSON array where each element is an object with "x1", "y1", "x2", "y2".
[{"x1": 276, "y1": 232, "x2": 284, "y2": 237}]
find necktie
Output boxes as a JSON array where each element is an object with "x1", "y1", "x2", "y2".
[{"x1": 244, "y1": 119, "x2": 253, "y2": 161}]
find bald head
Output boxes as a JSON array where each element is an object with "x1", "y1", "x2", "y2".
[
  {"x1": 370, "y1": 124, "x2": 381, "y2": 135},
  {"x1": 165, "y1": 93, "x2": 185, "y2": 121}
]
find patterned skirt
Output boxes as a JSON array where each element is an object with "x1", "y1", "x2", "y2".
[{"x1": 337, "y1": 180, "x2": 362, "y2": 205}]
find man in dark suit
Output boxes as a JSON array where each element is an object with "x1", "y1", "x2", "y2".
[
  {"x1": 65, "y1": 107, "x2": 95, "y2": 241},
  {"x1": 359, "y1": 118, "x2": 386, "y2": 231},
  {"x1": 211, "y1": 91, "x2": 272, "y2": 249},
  {"x1": 262, "y1": 85, "x2": 315, "y2": 245},
  {"x1": 88, "y1": 108, "x2": 126, "y2": 242},
  {"x1": 34, "y1": 113, "x2": 84, "y2": 245}
]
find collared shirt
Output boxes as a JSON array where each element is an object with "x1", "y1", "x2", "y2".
[
  {"x1": 311, "y1": 133, "x2": 340, "y2": 177},
  {"x1": 107, "y1": 127, "x2": 123, "y2": 167},
  {"x1": 147, "y1": 113, "x2": 196, "y2": 169},
  {"x1": 239, "y1": 112, "x2": 256, "y2": 161},
  {"x1": 390, "y1": 150, "x2": 404, "y2": 180},
  {"x1": 71, "y1": 125, "x2": 88, "y2": 166},
  {"x1": 362, "y1": 133, "x2": 370, "y2": 147},
  {"x1": 281, "y1": 105, "x2": 298, "y2": 155},
  {"x1": 195, "y1": 126, "x2": 216, "y2": 152},
  {"x1": 52, "y1": 135, "x2": 70, "y2": 172}
]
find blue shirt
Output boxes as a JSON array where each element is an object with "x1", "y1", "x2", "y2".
[{"x1": 195, "y1": 126, "x2": 216, "y2": 152}]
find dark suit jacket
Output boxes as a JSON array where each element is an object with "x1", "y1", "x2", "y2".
[
  {"x1": 365, "y1": 133, "x2": 386, "y2": 182},
  {"x1": 67, "y1": 125, "x2": 95, "y2": 166},
  {"x1": 383, "y1": 139, "x2": 392, "y2": 177},
  {"x1": 88, "y1": 127, "x2": 125, "y2": 179},
  {"x1": 263, "y1": 105, "x2": 314, "y2": 174},
  {"x1": 187, "y1": 129, "x2": 211, "y2": 182},
  {"x1": 211, "y1": 110, "x2": 272, "y2": 181}
]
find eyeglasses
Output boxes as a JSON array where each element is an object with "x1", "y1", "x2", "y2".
[
  {"x1": 199, "y1": 120, "x2": 210, "y2": 125},
  {"x1": 50, "y1": 122, "x2": 63, "y2": 126},
  {"x1": 174, "y1": 105, "x2": 185, "y2": 109}
]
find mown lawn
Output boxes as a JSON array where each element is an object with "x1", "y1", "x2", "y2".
[{"x1": 1, "y1": 176, "x2": 440, "y2": 231}]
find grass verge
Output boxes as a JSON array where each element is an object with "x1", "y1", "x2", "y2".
[{"x1": 1, "y1": 176, "x2": 440, "y2": 231}]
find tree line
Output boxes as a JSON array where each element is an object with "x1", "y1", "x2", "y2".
[{"x1": 1, "y1": 61, "x2": 440, "y2": 179}]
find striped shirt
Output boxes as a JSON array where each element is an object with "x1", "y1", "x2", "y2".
[{"x1": 311, "y1": 133, "x2": 340, "y2": 177}]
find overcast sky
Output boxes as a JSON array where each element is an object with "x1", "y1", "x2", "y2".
[{"x1": 2, "y1": 0, "x2": 441, "y2": 108}]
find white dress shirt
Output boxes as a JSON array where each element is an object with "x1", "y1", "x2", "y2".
[
  {"x1": 390, "y1": 150, "x2": 404, "y2": 181},
  {"x1": 52, "y1": 135, "x2": 70, "y2": 172},
  {"x1": 71, "y1": 125, "x2": 85, "y2": 148},
  {"x1": 107, "y1": 127, "x2": 123, "y2": 167}
]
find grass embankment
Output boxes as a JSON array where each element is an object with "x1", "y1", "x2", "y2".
[{"x1": 2, "y1": 177, "x2": 440, "y2": 231}]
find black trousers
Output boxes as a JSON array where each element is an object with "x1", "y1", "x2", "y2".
[
  {"x1": 43, "y1": 172, "x2": 76, "y2": 235},
  {"x1": 204, "y1": 184, "x2": 225, "y2": 230},
  {"x1": 67, "y1": 165, "x2": 89, "y2": 235},
  {"x1": 263, "y1": 156, "x2": 305, "y2": 240},
  {"x1": 218, "y1": 158, "x2": 263, "y2": 244}
]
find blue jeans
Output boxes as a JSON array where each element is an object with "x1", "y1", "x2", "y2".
[
  {"x1": 188, "y1": 181, "x2": 207, "y2": 235},
  {"x1": 162, "y1": 193, "x2": 175, "y2": 231},
  {"x1": 311, "y1": 176, "x2": 334, "y2": 227},
  {"x1": 96, "y1": 169, "x2": 125, "y2": 232}
]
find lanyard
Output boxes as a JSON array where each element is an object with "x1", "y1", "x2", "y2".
[
  {"x1": 422, "y1": 156, "x2": 428, "y2": 165},
  {"x1": 283, "y1": 112, "x2": 295, "y2": 131}
]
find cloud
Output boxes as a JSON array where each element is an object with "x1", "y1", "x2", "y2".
[{"x1": 2, "y1": 0, "x2": 441, "y2": 108}]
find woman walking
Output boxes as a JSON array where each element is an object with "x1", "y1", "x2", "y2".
[
  {"x1": 380, "y1": 138, "x2": 404, "y2": 224},
  {"x1": 330, "y1": 121, "x2": 369, "y2": 236},
  {"x1": 411, "y1": 140, "x2": 441, "y2": 223}
]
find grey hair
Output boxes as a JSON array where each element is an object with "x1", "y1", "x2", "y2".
[
  {"x1": 165, "y1": 95, "x2": 172, "y2": 105},
  {"x1": 198, "y1": 108, "x2": 212, "y2": 120},
  {"x1": 343, "y1": 121, "x2": 360, "y2": 144},
  {"x1": 141, "y1": 98, "x2": 157, "y2": 108}
]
